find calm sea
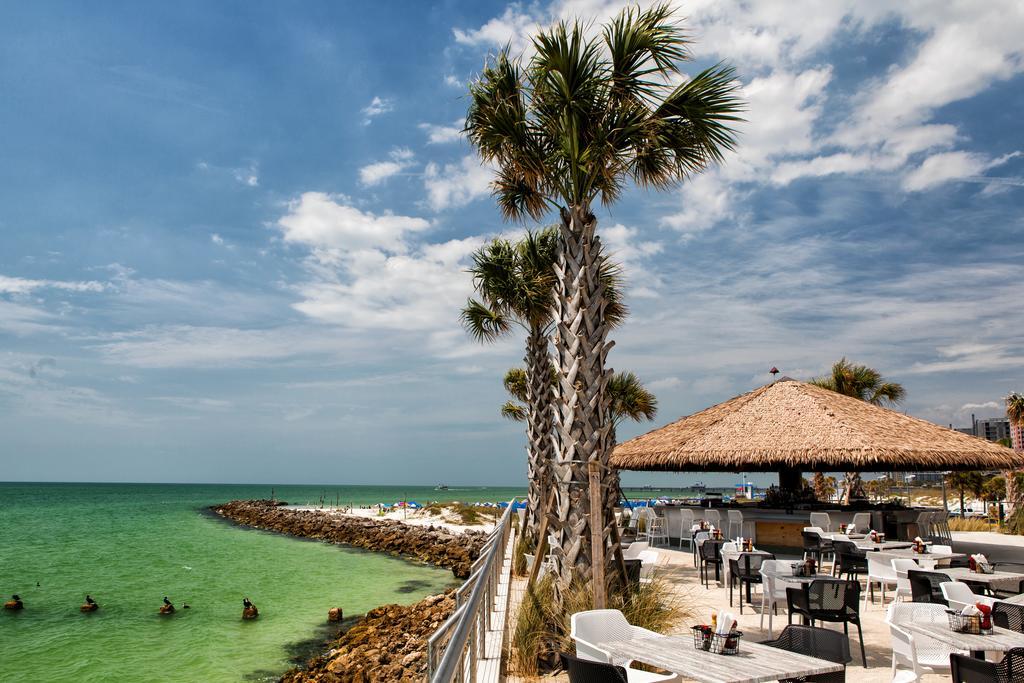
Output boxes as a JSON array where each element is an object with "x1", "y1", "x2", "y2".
[{"x1": 0, "y1": 483, "x2": 524, "y2": 682}]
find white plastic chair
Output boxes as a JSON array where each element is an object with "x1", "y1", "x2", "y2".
[
  {"x1": 637, "y1": 550, "x2": 659, "y2": 584},
  {"x1": 851, "y1": 512, "x2": 872, "y2": 532},
  {"x1": 570, "y1": 609, "x2": 680, "y2": 682},
  {"x1": 726, "y1": 509, "x2": 744, "y2": 539},
  {"x1": 892, "y1": 559, "x2": 918, "y2": 603},
  {"x1": 759, "y1": 559, "x2": 795, "y2": 636},
  {"x1": 809, "y1": 512, "x2": 831, "y2": 531},
  {"x1": 692, "y1": 531, "x2": 710, "y2": 566},
  {"x1": 886, "y1": 602, "x2": 964, "y2": 682},
  {"x1": 677, "y1": 509, "x2": 695, "y2": 550},
  {"x1": 866, "y1": 553, "x2": 898, "y2": 608},
  {"x1": 622, "y1": 541, "x2": 649, "y2": 561},
  {"x1": 941, "y1": 581, "x2": 994, "y2": 612}
]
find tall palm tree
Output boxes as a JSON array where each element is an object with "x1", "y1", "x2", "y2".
[
  {"x1": 811, "y1": 358, "x2": 906, "y2": 503},
  {"x1": 462, "y1": 229, "x2": 624, "y2": 544},
  {"x1": 465, "y1": 3, "x2": 742, "y2": 584},
  {"x1": 1003, "y1": 392, "x2": 1024, "y2": 511}
]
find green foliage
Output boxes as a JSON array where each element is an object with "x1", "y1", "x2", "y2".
[
  {"x1": 810, "y1": 358, "x2": 906, "y2": 407},
  {"x1": 465, "y1": 2, "x2": 744, "y2": 218},
  {"x1": 513, "y1": 532, "x2": 532, "y2": 577},
  {"x1": 982, "y1": 476, "x2": 1006, "y2": 502}
]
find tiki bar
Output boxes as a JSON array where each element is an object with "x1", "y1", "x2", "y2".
[{"x1": 610, "y1": 379, "x2": 1024, "y2": 550}]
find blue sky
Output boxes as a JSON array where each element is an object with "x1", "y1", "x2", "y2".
[{"x1": 1, "y1": 1, "x2": 1022, "y2": 486}]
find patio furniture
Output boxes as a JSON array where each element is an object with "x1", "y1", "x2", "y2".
[
  {"x1": 950, "y1": 647, "x2": 1024, "y2": 683},
  {"x1": 943, "y1": 567, "x2": 1024, "y2": 596},
  {"x1": 865, "y1": 553, "x2": 898, "y2": 608},
  {"x1": 832, "y1": 540, "x2": 868, "y2": 582},
  {"x1": 803, "y1": 527, "x2": 835, "y2": 568},
  {"x1": 940, "y1": 581, "x2": 994, "y2": 612},
  {"x1": 698, "y1": 539, "x2": 723, "y2": 588},
  {"x1": 785, "y1": 578, "x2": 867, "y2": 667},
  {"x1": 560, "y1": 651, "x2": 675, "y2": 683},
  {"x1": 907, "y1": 569, "x2": 951, "y2": 604},
  {"x1": 623, "y1": 541, "x2": 649, "y2": 561},
  {"x1": 728, "y1": 552, "x2": 774, "y2": 613},
  {"x1": 892, "y1": 559, "x2": 918, "y2": 603},
  {"x1": 763, "y1": 624, "x2": 851, "y2": 683},
  {"x1": 726, "y1": 509, "x2": 744, "y2": 539},
  {"x1": 637, "y1": 551, "x2": 659, "y2": 585},
  {"x1": 899, "y1": 618, "x2": 1024, "y2": 661},
  {"x1": 850, "y1": 512, "x2": 872, "y2": 533},
  {"x1": 704, "y1": 509, "x2": 721, "y2": 530},
  {"x1": 676, "y1": 509, "x2": 695, "y2": 550},
  {"x1": 809, "y1": 512, "x2": 832, "y2": 532},
  {"x1": 993, "y1": 601, "x2": 1024, "y2": 633},
  {"x1": 692, "y1": 531, "x2": 710, "y2": 567},
  {"x1": 759, "y1": 560, "x2": 795, "y2": 636},
  {"x1": 886, "y1": 602, "x2": 962, "y2": 682},
  {"x1": 571, "y1": 609, "x2": 676, "y2": 681},
  {"x1": 647, "y1": 512, "x2": 669, "y2": 547},
  {"x1": 591, "y1": 634, "x2": 843, "y2": 683}
]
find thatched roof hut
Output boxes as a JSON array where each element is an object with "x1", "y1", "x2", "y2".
[{"x1": 611, "y1": 379, "x2": 1024, "y2": 473}]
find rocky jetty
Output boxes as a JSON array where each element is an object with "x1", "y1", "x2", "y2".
[
  {"x1": 281, "y1": 591, "x2": 455, "y2": 683},
  {"x1": 211, "y1": 500, "x2": 485, "y2": 579}
]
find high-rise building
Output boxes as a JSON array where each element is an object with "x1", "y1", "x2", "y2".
[{"x1": 956, "y1": 414, "x2": 1012, "y2": 443}]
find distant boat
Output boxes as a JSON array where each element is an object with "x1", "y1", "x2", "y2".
[
  {"x1": 692, "y1": 482, "x2": 706, "y2": 493},
  {"x1": 435, "y1": 484, "x2": 448, "y2": 491}
]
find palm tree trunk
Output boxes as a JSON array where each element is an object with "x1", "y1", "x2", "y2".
[
  {"x1": 524, "y1": 327, "x2": 554, "y2": 545},
  {"x1": 548, "y1": 206, "x2": 617, "y2": 586},
  {"x1": 842, "y1": 472, "x2": 864, "y2": 504}
]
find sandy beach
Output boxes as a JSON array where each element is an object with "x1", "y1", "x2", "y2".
[{"x1": 283, "y1": 503, "x2": 502, "y2": 534}]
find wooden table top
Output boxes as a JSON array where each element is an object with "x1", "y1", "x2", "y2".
[
  {"x1": 902, "y1": 621, "x2": 1024, "y2": 653},
  {"x1": 596, "y1": 635, "x2": 843, "y2": 683}
]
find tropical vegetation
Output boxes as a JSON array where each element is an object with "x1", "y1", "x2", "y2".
[
  {"x1": 465, "y1": 2, "x2": 742, "y2": 584},
  {"x1": 810, "y1": 358, "x2": 906, "y2": 503}
]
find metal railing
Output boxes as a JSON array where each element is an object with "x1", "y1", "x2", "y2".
[{"x1": 427, "y1": 498, "x2": 517, "y2": 682}]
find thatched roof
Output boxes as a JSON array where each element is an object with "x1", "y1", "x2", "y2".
[{"x1": 611, "y1": 379, "x2": 1024, "y2": 473}]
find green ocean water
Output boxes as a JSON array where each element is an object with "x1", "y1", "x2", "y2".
[{"x1": 0, "y1": 483, "x2": 524, "y2": 683}]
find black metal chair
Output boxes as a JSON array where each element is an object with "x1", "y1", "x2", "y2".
[
  {"x1": 560, "y1": 652, "x2": 629, "y2": 683},
  {"x1": 786, "y1": 579, "x2": 867, "y2": 668},
  {"x1": 699, "y1": 539, "x2": 723, "y2": 588},
  {"x1": 950, "y1": 647, "x2": 1024, "y2": 683},
  {"x1": 991, "y1": 571, "x2": 1024, "y2": 600},
  {"x1": 729, "y1": 552, "x2": 775, "y2": 612},
  {"x1": 906, "y1": 569, "x2": 951, "y2": 604},
  {"x1": 831, "y1": 540, "x2": 867, "y2": 581},
  {"x1": 764, "y1": 624, "x2": 851, "y2": 683},
  {"x1": 802, "y1": 531, "x2": 823, "y2": 561},
  {"x1": 993, "y1": 601, "x2": 1024, "y2": 632}
]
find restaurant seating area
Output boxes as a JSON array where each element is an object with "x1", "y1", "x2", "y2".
[{"x1": 548, "y1": 514, "x2": 1024, "y2": 683}]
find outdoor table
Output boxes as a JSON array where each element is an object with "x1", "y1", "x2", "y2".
[
  {"x1": 822, "y1": 532, "x2": 866, "y2": 540},
  {"x1": 874, "y1": 548, "x2": 965, "y2": 568},
  {"x1": 944, "y1": 567, "x2": 1024, "y2": 594},
  {"x1": 901, "y1": 621, "x2": 1024, "y2": 659},
  {"x1": 1000, "y1": 592, "x2": 1024, "y2": 606},
  {"x1": 776, "y1": 573, "x2": 836, "y2": 585},
  {"x1": 596, "y1": 634, "x2": 843, "y2": 683},
  {"x1": 855, "y1": 540, "x2": 914, "y2": 551}
]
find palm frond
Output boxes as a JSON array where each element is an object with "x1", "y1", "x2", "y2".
[
  {"x1": 503, "y1": 367, "x2": 530, "y2": 403},
  {"x1": 608, "y1": 371, "x2": 658, "y2": 426},
  {"x1": 460, "y1": 298, "x2": 511, "y2": 342},
  {"x1": 501, "y1": 400, "x2": 528, "y2": 422}
]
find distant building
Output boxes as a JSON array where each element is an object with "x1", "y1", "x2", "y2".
[
  {"x1": 905, "y1": 472, "x2": 944, "y2": 485},
  {"x1": 956, "y1": 415, "x2": 1012, "y2": 443}
]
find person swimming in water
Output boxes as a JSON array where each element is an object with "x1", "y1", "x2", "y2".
[
  {"x1": 242, "y1": 597, "x2": 259, "y2": 619},
  {"x1": 5, "y1": 594, "x2": 24, "y2": 610},
  {"x1": 81, "y1": 595, "x2": 98, "y2": 612},
  {"x1": 86, "y1": 595, "x2": 97, "y2": 606},
  {"x1": 159, "y1": 596, "x2": 175, "y2": 615}
]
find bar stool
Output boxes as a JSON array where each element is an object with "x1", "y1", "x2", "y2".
[
  {"x1": 647, "y1": 512, "x2": 669, "y2": 547},
  {"x1": 704, "y1": 509, "x2": 721, "y2": 531},
  {"x1": 851, "y1": 512, "x2": 872, "y2": 532},
  {"x1": 809, "y1": 512, "x2": 831, "y2": 531},
  {"x1": 727, "y1": 509, "x2": 744, "y2": 539},
  {"x1": 677, "y1": 509, "x2": 695, "y2": 550}
]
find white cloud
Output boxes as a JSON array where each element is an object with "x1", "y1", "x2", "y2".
[
  {"x1": 648, "y1": 376, "x2": 683, "y2": 391},
  {"x1": 361, "y1": 96, "x2": 394, "y2": 124},
  {"x1": 419, "y1": 121, "x2": 464, "y2": 144},
  {"x1": 0, "y1": 275, "x2": 105, "y2": 294},
  {"x1": 423, "y1": 156, "x2": 494, "y2": 211},
  {"x1": 660, "y1": 172, "x2": 738, "y2": 237},
  {"x1": 453, "y1": 5, "x2": 544, "y2": 53},
  {"x1": 902, "y1": 151, "x2": 1020, "y2": 192},
  {"x1": 358, "y1": 147, "x2": 415, "y2": 186},
  {"x1": 444, "y1": 75, "x2": 462, "y2": 88},
  {"x1": 277, "y1": 192, "x2": 431, "y2": 252}
]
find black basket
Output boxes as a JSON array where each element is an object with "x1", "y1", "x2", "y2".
[
  {"x1": 691, "y1": 626, "x2": 743, "y2": 655},
  {"x1": 946, "y1": 610, "x2": 991, "y2": 635}
]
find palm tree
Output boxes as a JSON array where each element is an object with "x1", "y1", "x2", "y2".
[
  {"x1": 465, "y1": 3, "x2": 742, "y2": 583},
  {"x1": 1003, "y1": 392, "x2": 1024, "y2": 511},
  {"x1": 945, "y1": 471, "x2": 984, "y2": 519},
  {"x1": 462, "y1": 229, "x2": 624, "y2": 544},
  {"x1": 811, "y1": 358, "x2": 906, "y2": 503}
]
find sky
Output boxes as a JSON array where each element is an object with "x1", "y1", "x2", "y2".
[{"x1": 1, "y1": 0, "x2": 1022, "y2": 487}]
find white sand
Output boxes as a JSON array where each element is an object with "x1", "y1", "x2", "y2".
[{"x1": 283, "y1": 504, "x2": 499, "y2": 534}]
